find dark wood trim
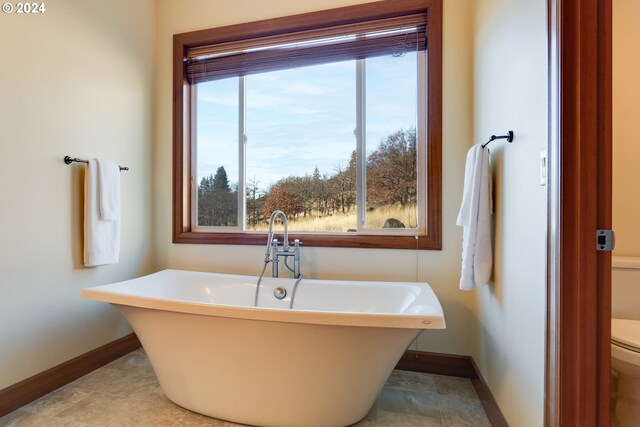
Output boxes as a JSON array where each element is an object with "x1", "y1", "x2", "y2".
[
  {"x1": 395, "y1": 350, "x2": 509, "y2": 427},
  {"x1": 396, "y1": 349, "x2": 476, "y2": 378},
  {"x1": 424, "y1": 0, "x2": 442, "y2": 251},
  {"x1": 469, "y1": 358, "x2": 510, "y2": 427},
  {"x1": 595, "y1": 2, "x2": 613, "y2": 427},
  {"x1": 173, "y1": 231, "x2": 440, "y2": 250},
  {"x1": 549, "y1": 0, "x2": 612, "y2": 425},
  {"x1": 172, "y1": 0, "x2": 442, "y2": 250},
  {"x1": 0, "y1": 334, "x2": 141, "y2": 417}
]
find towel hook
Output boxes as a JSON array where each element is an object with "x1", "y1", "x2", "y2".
[{"x1": 481, "y1": 130, "x2": 514, "y2": 149}]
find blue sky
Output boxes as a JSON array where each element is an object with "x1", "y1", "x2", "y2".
[{"x1": 196, "y1": 52, "x2": 418, "y2": 192}]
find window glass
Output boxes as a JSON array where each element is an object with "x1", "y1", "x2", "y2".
[
  {"x1": 245, "y1": 62, "x2": 357, "y2": 232},
  {"x1": 196, "y1": 78, "x2": 239, "y2": 227},
  {"x1": 365, "y1": 52, "x2": 418, "y2": 229},
  {"x1": 194, "y1": 52, "x2": 422, "y2": 233}
]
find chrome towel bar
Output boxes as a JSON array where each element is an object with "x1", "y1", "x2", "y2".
[{"x1": 64, "y1": 156, "x2": 129, "y2": 171}]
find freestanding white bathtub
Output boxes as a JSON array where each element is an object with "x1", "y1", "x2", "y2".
[{"x1": 81, "y1": 269, "x2": 445, "y2": 427}]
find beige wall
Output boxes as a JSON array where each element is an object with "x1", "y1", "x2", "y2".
[
  {"x1": 154, "y1": 0, "x2": 475, "y2": 355},
  {"x1": 613, "y1": 0, "x2": 640, "y2": 257},
  {"x1": 0, "y1": 0, "x2": 155, "y2": 389},
  {"x1": 471, "y1": 1, "x2": 547, "y2": 426},
  {"x1": 0, "y1": 3, "x2": 551, "y2": 424}
]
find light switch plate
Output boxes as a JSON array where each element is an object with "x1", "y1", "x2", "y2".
[{"x1": 540, "y1": 151, "x2": 547, "y2": 186}]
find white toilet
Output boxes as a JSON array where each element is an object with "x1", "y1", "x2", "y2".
[{"x1": 611, "y1": 256, "x2": 640, "y2": 427}]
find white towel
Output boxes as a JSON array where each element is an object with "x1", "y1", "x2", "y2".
[
  {"x1": 84, "y1": 159, "x2": 120, "y2": 267},
  {"x1": 456, "y1": 145, "x2": 493, "y2": 290},
  {"x1": 97, "y1": 159, "x2": 120, "y2": 221}
]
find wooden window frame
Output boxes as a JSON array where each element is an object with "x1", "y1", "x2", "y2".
[{"x1": 172, "y1": 0, "x2": 442, "y2": 249}]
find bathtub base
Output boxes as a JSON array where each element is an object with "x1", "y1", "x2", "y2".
[{"x1": 118, "y1": 305, "x2": 419, "y2": 427}]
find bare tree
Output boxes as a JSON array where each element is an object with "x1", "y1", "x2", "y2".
[
  {"x1": 246, "y1": 176, "x2": 264, "y2": 228},
  {"x1": 366, "y1": 129, "x2": 417, "y2": 207}
]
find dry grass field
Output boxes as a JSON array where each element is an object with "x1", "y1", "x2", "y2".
[{"x1": 249, "y1": 203, "x2": 417, "y2": 232}]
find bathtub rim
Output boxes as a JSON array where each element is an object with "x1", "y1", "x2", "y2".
[{"x1": 81, "y1": 269, "x2": 445, "y2": 330}]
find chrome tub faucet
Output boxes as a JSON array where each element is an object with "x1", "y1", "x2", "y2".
[{"x1": 265, "y1": 210, "x2": 301, "y2": 278}]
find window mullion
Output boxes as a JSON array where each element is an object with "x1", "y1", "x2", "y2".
[
  {"x1": 417, "y1": 51, "x2": 427, "y2": 233},
  {"x1": 190, "y1": 84, "x2": 199, "y2": 228},
  {"x1": 238, "y1": 76, "x2": 247, "y2": 230},
  {"x1": 356, "y1": 59, "x2": 366, "y2": 232}
]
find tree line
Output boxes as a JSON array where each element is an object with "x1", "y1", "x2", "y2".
[{"x1": 197, "y1": 128, "x2": 416, "y2": 227}]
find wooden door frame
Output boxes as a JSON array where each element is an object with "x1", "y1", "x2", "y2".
[{"x1": 548, "y1": 0, "x2": 612, "y2": 426}]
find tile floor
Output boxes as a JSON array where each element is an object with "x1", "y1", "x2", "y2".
[{"x1": 0, "y1": 349, "x2": 491, "y2": 427}]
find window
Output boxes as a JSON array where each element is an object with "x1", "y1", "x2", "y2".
[{"x1": 173, "y1": 0, "x2": 442, "y2": 249}]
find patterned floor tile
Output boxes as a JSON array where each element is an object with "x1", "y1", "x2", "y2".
[
  {"x1": 20, "y1": 386, "x2": 90, "y2": 418},
  {"x1": 385, "y1": 369, "x2": 437, "y2": 392},
  {"x1": 0, "y1": 409, "x2": 91, "y2": 427},
  {"x1": 433, "y1": 374, "x2": 479, "y2": 399},
  {"x1": 54, "y1": 392, "x2": 134, "y2": 425},
  {"x1": 378, "y1": 410, "x2": 444, "y2": 427},
  {"x1": 1, "y1": 350, "x2": 492, "y2": 427},
  {"x1": 438, "y1": 394, "x2": 491, "y2": 427},
  {"x1": 379, "y1": 386, "x2": 441, "y2": 419}
]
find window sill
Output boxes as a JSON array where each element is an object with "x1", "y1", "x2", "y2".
[{"x1": 173, "y1": 230, "x2": 441, "y2": 250}]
